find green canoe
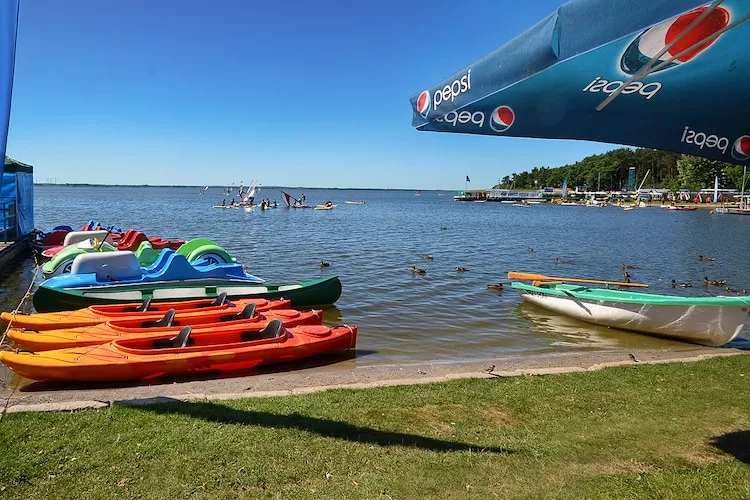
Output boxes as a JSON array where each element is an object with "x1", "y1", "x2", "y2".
[{"x1": 33, "y1": 276, "x2": 343, "y2": 313}]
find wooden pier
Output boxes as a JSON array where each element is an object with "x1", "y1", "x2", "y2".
[{"x1": 0, "y1": 236, "x2": 30, "y2": 269}]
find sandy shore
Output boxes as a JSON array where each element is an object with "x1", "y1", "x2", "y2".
[{"x1": 2, "y1": 344, "x2": 747, "y2": 414}]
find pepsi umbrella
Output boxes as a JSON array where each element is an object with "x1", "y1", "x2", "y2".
[{"x1": 410, "y1": 0, "x2": 750, "y2": 163}]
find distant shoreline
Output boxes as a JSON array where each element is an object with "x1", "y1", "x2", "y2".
[{"x1": 33, "y1": 183, "x2": 454, "y2": 192}]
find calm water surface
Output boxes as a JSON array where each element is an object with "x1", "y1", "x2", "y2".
[{"x1": 4, "y1": 185, "x2": 749, "y2": 368}]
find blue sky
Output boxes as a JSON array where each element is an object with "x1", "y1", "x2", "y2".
[{"x1": 7, "y1": 0, "x2": 615, "y2": 190}]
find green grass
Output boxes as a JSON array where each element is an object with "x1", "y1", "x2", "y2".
[{"x1": 1, "y1": 355, "x2": 749, "y2": 499}]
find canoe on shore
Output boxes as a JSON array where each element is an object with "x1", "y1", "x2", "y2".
[
  {"x1": 0, "y1": 320, "x2": 358, "y2": 382},
  {"x1": 511, "y1": 281, "x2": 750, "y2": 346}
]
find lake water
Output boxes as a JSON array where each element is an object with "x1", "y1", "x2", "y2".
[{"x1": 3, "y1": 185, "x2": 749, "y2": 367}]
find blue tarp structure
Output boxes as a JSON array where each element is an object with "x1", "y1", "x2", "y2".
[
  {"x1": 0, "y1": 0, "x2": 19, "y2": 183},
  {"x1": 1, "y1": 156, "x2": 33, "y2": 240},
  {"x1": 411, "y1": 0, "x2": 750, "y2": 164}
]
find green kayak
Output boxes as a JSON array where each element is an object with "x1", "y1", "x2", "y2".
[{"x1": 33, "y1": 276, "x2": 343, "y2": 313}]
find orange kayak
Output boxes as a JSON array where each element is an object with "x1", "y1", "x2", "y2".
[
  {"x1": 8, "y1": 307, "x2": 322, "y2": 351},
  {"x1": 0, "y1": 320, "x2": 357, "y2": 382},
  {"x1": 1, "y1": 295, "x2": 291, "y2": 330}
]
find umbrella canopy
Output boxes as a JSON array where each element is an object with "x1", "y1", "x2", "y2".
[{"x1": 410, "y1": 0, "x2": 750, "y2": 164}]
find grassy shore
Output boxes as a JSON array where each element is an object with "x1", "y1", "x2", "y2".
[{"x1": 1, "y1": 355, "x2": 748, "y2": 499}]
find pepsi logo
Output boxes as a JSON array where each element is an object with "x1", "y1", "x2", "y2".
[
  {"x1": 417, "y1": 90, "x2": 431, "y2": 118},
  {"x1": 489, "y1": 106, "x2": 515, "y2": 133},
  {"x1": 732, "y1": 136, "x2": 750, "y2": 162},
  {"x1": 620, "y1": 6, "x2": 730, "y2": 75}
]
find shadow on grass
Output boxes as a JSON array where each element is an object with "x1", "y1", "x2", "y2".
[
  {"x1": 127, "y1": 398, "x2": 515, "y2": 454},
  {"x1": 711, "y1": 430, "x2": 750, "y2": 464},
  {"x1": 16, "y1": 350, "x2": 374, "y2": 392}
]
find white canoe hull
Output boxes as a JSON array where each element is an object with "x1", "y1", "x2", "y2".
[{"x1": 517, "y1": 291, "x2": 748, "y2": 346}]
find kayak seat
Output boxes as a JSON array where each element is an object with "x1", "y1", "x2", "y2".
[
  {"x1": 241, "y1": 319, "x2": 284, "y2": 342},
  {"x1": 135, "y1": 297, "x2": 153, "y2": 312},
  {"x1": 208, "y1": 292, "x2": 228, "y2": 307},
  {"x1": 261, "y1": 319, "x2": 284, "y2": 339},
  {"x1": 152, "y1": 326, "x2": 192, "y2": 349},
  {"x1": 142, "y1": 309, "x2": 176, "y2": 328},
  {"x1": 237, "y1": 303, "x2": 256, "y2": 320}
]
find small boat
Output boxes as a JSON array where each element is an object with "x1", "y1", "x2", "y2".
[
  {"x1": 512, "y1": 203, "x2": 531, "y2": 207},
  {"x1": 511, "y1": 281, "x2": 750, "y2": 346},
  {"x1": 345, "y1": 201, "x2": 365, "y2": 205},
  {"x1": 499, "y1": 200, "x2": 515, "y2": 204},
  {"x1": 8, "y1": 305, "x2": 322, "y2": 351},
  {"x1": 474, "y1": 200, "x2": 487, "y2": 203},
  {"x1": 42, "y1": 238, "x2": 236, "y2": 279},
  {"x1": 33, "y1": 252, "x2": 342, "y2": 312},
  {"x1": 0, "y1": 320, "x2": 357, "y2": 382},
  {"x1": 1, "y1": 294, "x2": 290, "y2": 330},
  {"x1": 559, "y1": 202, "x2": 581, "y2": 206},
  {"x1": 40, "y1": 230, "x2": 116, "y2": 258},
  {"x1": 667, "y1": 206, "x2": 698, "y2": 211},
  {"x1": 30, "y1": 225, "x2": 74, "y2": 252},
  {"x1": 314, "y1": 204, "x2": 337, "y2": 210},
  {"x1": 41, "y1": 230, "x2": 185, "y2": 258}
]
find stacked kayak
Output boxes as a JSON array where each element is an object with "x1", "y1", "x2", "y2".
[
  {"x1": 0, "y1": 320, "x2": 357, "y2": 382},
  {"x1": 8, "y1": 304, "x2": 323, "y2": 351},
  {"x1": 2, "y1": 293, "x2": 290, "y2": 330}
]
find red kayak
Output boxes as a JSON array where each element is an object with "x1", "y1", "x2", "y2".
[
  {"x1": 1, "y1": 320, "x2": 357, "y2": 381},
  {"x1": 8, "y1": 305, "x2": 323, "y2": 351},
  {"x1": 1, "y1": 294, "x2": 291, "y2": 330}
]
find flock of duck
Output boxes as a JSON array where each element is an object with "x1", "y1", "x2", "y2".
[{"x1": 318, "y1": 240, "x2": 737, "y2": 296}]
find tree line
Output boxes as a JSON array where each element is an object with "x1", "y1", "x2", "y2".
[{"x1": 493, "y1": 148, "x2": 746, "y2": 192}]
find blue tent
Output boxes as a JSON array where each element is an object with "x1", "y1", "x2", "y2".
[
  {"x1": 1, "y1": 156, "x2": 33, "y2": 240},
  {"x1": 411, "y1": 0, "x2": 750, "y2": 164}
]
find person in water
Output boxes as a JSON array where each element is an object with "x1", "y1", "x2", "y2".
[
  {"x1": 221, "y1": 199, "x2": 226, "y2": 206},
  {"x1": 324, "y1": 200, "x2": 333, "y2": 208},
  {"x1": 231, "y1": 198, "x2": 236, "y2": 206},
  {"x1": 301, "y1": 193, "x2": 306, "y2": 204}
]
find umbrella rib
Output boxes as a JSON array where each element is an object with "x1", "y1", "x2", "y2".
[
  {"x1": 595, "y1": 0, "x2": 725, "y2": 112},
  {"x1": 649, "y1": 13, "x2": 750, "y2": 73}
]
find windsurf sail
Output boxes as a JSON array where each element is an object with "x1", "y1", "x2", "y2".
[
  {"x1": 245, "y1": 181, "x2": 256, "y2": 201},
  {"x1": 281, "y1": 190, "x2": 300, "y2": 207},
  {"x1": 561, "y1": 179, "x2": 568, "y2": 200}
]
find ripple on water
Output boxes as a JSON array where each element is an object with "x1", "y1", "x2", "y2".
[{"x1": 8, "y1": 186, "x2": 745, "y2": 367}]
